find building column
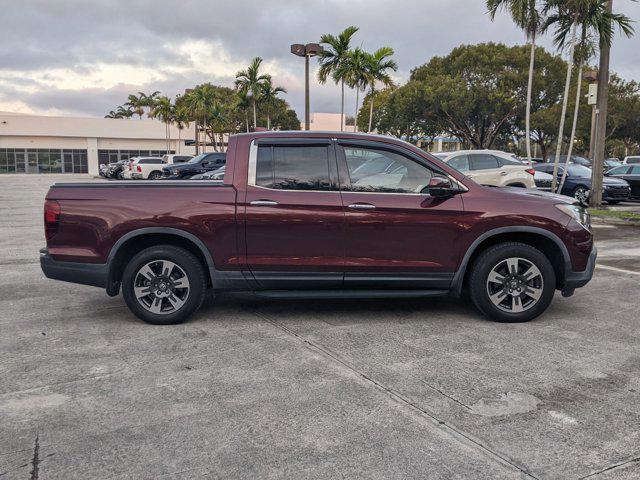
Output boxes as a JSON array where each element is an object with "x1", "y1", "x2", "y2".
[
  {"x1": 87, "y1": 138, "x2": 98, "y2": 175},
  {"x1": 437, "y1": 138, "x2": 443, "y2": 152}
]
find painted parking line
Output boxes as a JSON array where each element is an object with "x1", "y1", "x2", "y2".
[{"x1": 596, "y1": 264, "x2": 640, "y2": 276}]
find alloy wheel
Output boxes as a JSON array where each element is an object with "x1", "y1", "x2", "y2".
[
  {"x1": 133, "y1": 260, "x2": 190, "y2": 315},
  {"x1": 574, "y1": 187, "x2": 589, "y2": 206},
  {"x1": 486, "y1": 257, "x2": 544, "y2": 313}
]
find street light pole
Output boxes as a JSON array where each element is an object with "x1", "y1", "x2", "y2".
[
  {"x1": 291, "y1": 43, "x2": 324, "y2": 131},
  {"x1": 590, "y1": 0, "x2": 613, "y2": 208}
]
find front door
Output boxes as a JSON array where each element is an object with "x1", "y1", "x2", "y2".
[
  {"x1": 26, "y1": 152, "x2": 38, "y2": 174},
  {"x1": 244, "y1": 139, "x2": 345, "y2": 289},
  {"x1": 337, "y1": 141, "x2": 465, "y2": 290}
]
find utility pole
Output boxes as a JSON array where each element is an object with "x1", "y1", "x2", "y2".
[{"x1": 590, "y1": 0, "x2": 612, "y2": 208}]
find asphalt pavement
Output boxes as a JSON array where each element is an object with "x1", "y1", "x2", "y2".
[{"x1": 1, "y1": 174, "x2": 640, "y2": 479}]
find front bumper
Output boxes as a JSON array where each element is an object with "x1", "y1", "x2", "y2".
[
  {"x1": 564, "y1": 246, "x2": 597, "y2": 289},
  {"x1": 40, "y1": 248, "x2": 108, "y2": 288}
]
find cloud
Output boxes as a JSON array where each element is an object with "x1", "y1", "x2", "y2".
[{"x1": 1, "y1": 0, "x2": 639, "y2": 118}]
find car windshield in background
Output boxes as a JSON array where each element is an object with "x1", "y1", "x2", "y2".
[
  {"x1": 188, "y1": 154, "x2": 208, "y2": 163},
  {"x1": 567, "y1": 164, "x2": 592, "y2": 177}
]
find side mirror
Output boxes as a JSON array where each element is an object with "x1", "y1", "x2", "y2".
[{"x1": 424, "y1": 176, "x2": 456, "y2": 197}]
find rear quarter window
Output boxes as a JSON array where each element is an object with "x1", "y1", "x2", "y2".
[{"x1": 469, "y1": 154, "x2": 499, "y2": 170}]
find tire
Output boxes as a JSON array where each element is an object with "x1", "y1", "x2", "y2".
[
  {"x1": 117, "y1": 171, "x2": 124, "y2": 180},
  {"x1": 469, "y1": 242, "x2": 556, "y2": 323},
  {"x1": 572, "y1": 186, "x2": 590, "y2": 206},
  {"x1": 122, "y1": 245, "x2": 207, "y2": 325},
  {"x1": 149, "y1": 171, "x2": 162, "y2": 180}
]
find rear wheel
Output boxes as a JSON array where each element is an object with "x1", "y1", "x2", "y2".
[
  {"x1": 469, "y1": 242, "x2": 556, "y2": 323},
  {"x1": 122, "y1": 245, "x2": 207, "y2": 325},
  {"x1": 148, "y1": 171, "x2": 163, "y2": 180}
]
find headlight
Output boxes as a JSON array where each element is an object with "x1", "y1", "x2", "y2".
[{"x1": 555, "y1": 204, "x2": 591, "y2": 229}]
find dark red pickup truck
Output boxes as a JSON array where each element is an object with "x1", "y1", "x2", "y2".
[{"x1": 41, "y1": 131, "x2": 596, "y2": 325}]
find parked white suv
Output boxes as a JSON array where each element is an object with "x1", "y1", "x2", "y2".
[
  {"x1": 130, "y1": 157, "x2": 165, "y2": 180},
  {"x1": 434, "y1": 150, "x2": 536, "y2": 188},
  {"x1": 162, "y1": 154, "x2": 193, "y2": 164},
  {"x1": 623, "y1": 156, "x2": 640, "y2": 165}
]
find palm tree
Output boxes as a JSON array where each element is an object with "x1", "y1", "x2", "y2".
[
  {"x1": 260, "y1": 78, "x2": 287, "y2": 130},
  {"x1": 235, "y1": 57, "x2": 270, "y2": 130},
  {"x1": 116, "y1": 105, "x2": 134, "y2": 118},
  {"x1": 236, "y1": 90, "x2": 251, "y2": 133},
  {"x1": 141, "y1": 91, "x2": 161, "y2": 117},
  {"x1": 552, "y1": 0, "x2": 634, "y2": 192},
  {"x1": 363, "y1": 47, "x2": 398, "y2": 132},
  {"x1": 184, "y1": 85, "x2": 216, "y2": 153},
  {"x1": 173, "y1": 105, "x2": 191, "y2": 154},
  {"x1": 150, "y1": 96, "x2": 174, "y2": 153},
  {"x1": 545, "y1": 0, "x2": 634, "y2": 192},
  {"x1": 318, "y1": 26, "x2": 359, "y2": 131},
  {"x1": 342, "y1": 47, "x2": 368, "y2": 132},
  {"x1": 487, "y1": 0, "x2": 543, "y2": 165},
  {"x1": 125, "y1": 93, "x2": 146, "y2": 119}
]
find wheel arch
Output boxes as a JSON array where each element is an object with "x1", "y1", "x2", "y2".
[
  {"x1": 106, "y1": 228, "x2": 215, "y2": 294},
  {"x1": 451, "y1": 227, "x2": 571, "y2": 296}
]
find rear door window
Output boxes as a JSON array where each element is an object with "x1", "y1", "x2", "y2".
[
  {"x1": 469, "y1": 154, "x2": 500, "y2": 170},
  {"x1": 255, "y1": 145, "x2": 333, "y2": 191},
  {"x1": 631, "y1": 166, "x2": 640, "y2": 174},
  {"x1": 447, "y1": 155, "x2": 469, "y2": 172}
]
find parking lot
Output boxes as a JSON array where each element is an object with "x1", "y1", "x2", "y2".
[{"x1": 2, "y1": 174, "x2": 640, "y2": 479}]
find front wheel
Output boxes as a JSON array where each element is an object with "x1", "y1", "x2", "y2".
[
  {"x1": 122, "y1": 245, "x2": 207, "y2": 325},
  {"x1": 148, "y1": 171, "x2": 163, "y2": 180},
  {"x1": 469, "y1": 242, "x2": 556, "y2": 323},
  {"x1": 572, "y1": 186, "x2": 590, "y2": 206}
]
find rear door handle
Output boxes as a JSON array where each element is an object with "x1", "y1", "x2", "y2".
[
  {"x1": 250, "y1": 200, "x2": 278, "y2": 207},
  {"x1": 348, "y1": 203, "x2": 376, "y2": 211},
  {"x1": 500, "y1": 171, "x2": 508, "y2": 176}
]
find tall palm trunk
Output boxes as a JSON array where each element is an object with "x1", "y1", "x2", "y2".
[
  {"x1": 525, "y1": 33, "x2": 536, "y2": 165},
  {"x1": 353, "y1": 87, "x2": 360, "y2": 133},
  {"x1": 178, "y1": 127, "x2": 181, "y2": 154},
  {"x1": 267, "y1": 105, "x2": 271, "y2": 130},
  {"x1": 340, "y1": 80, "x2": 345, "y2": 131},
  {"x1": 245, "y1": 111, "x2": 249, "y2": 133},
  {"x1": 552, "y1": 20, "x2": 578, "y2": 193},
  {"x1": 367, "y1": 87, "x2": 374, "y2": 133},
  {"x1": 252, "y1": 97, "x2": 257, "y2": 131},
  {"x1": 194, "y1": 121, "x2": 199, "y2": 155},
  {"x1": 559, "y1": 62, "x2": 584, "y2": 193}
]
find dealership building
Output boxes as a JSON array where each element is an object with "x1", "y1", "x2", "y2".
[{"x1": 0, "y1": 111, "x2": 195, "y2": 175}]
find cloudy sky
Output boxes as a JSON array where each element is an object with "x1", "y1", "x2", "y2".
[{"x1": 1, "y1": 0, "x2": 638, "y2": 119}]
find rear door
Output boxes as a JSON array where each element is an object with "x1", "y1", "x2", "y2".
[
  {"x1": 244, "y1": 138, "x2": 344, "y2": 289},
  {"x1": 336, "y1": 140, "x2": 465, "y2": 289},
  {"x1": 467, "y1": 154, "x2": 501, "y2": 185}
]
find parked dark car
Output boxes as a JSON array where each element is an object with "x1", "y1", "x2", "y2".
[
  {"x1": 533, "y1": 163, "x2": 630, "y2": 205},
  {"x1": 603, "y1": 158, "x2": 622, "y2": 170},
  {"x1": 162, "y1": 152, "x2": 226, "y2": 179},
  {"x1": 41, "y1": 131, "x2": 596, "y2": 326},
  {"x1": 547, "y1": 155, "x2": 592, "y2": 168},
  {"x1": 189, "y1": 166, "x2": 225, "y2": 180},
  {"x1": 105, "y1": 159, "x2": 128, "y2": 179},
  {"x1": 606, "y1": 164, "x2": 640, "y2": 200}
]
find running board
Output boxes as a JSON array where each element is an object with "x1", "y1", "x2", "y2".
[{"x1": 253, "y1": 289, "x2": 450, "y2": 299}]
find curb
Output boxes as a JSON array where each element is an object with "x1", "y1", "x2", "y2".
[{"x1": 591, "y1": 215, "x2": 640, "y2": 227}]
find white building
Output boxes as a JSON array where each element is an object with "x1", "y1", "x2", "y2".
[{"x1": 0, "y1": 111, "x2": 195, "y2": 175}]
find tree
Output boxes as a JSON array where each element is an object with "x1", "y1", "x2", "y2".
[
  {"x1": 182, "y1": 84, "x2": 216, "y2": 153},
  {"x1": 544, "y1": 0, "x2": 634, "y2": 192},
  {"x1": 236, "y1": 90, "x2": 251, "y2": 133},
  {"x1": 363, "y1": 47, "x2": 398, "y2": 132},
  {"x1": 235, "y1": 57, "x2": 270, "y2": 130},
  {"x1": 260, "y1": 78, "x2": 287, "y2": 130},
  {"x1": 487, "y1": 0, "x2": 544, "y2": 165},
  {"x1": 172, "y1": 104, "x2": 191, "y2": 154},
  {"x1": 342, "y1": 47, "x2": 368, "y2": 132},
  {"x1": 105, "y1": 105, "x2": 134, "y2": 119},
  {"x1": 410, "y1": 43, "x2": 531, "y2": 148},
  {"x1": 125, "y1": 93, "x2": 146, "y2": 119},
  {"x1": 318, "y1": 26, "x2": 359, "y2": 132},
  {"x1": 149, "y1": 95, "x2": 173, "y2": 153}
]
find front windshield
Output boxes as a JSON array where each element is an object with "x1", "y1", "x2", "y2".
[
  {"x1": 188, "y1": 154, "x2": 208, "y2": 164},
  {"x1": 567, "y1": 164, "x2": 592, "y2": 177}
]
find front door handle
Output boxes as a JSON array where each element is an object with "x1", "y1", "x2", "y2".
[
  {"x1": 250, "y1": 200, "x2": 279, "y2": 207},
  {"x1": 348, "y1": 203, "x2": 376, "y2": 211}
]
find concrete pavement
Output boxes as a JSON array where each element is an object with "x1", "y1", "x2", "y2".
[{"x1": 1, "y1": 174, "x2": 640, "y2": 479}]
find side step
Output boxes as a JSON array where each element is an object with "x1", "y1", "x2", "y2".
[{"x1": 253, "y1": 289, "x2": 450, "y2": 300}]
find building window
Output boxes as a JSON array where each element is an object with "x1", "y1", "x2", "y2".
[{"x1": 0, "y1": 148, "x2": 88, "y2": 174}]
